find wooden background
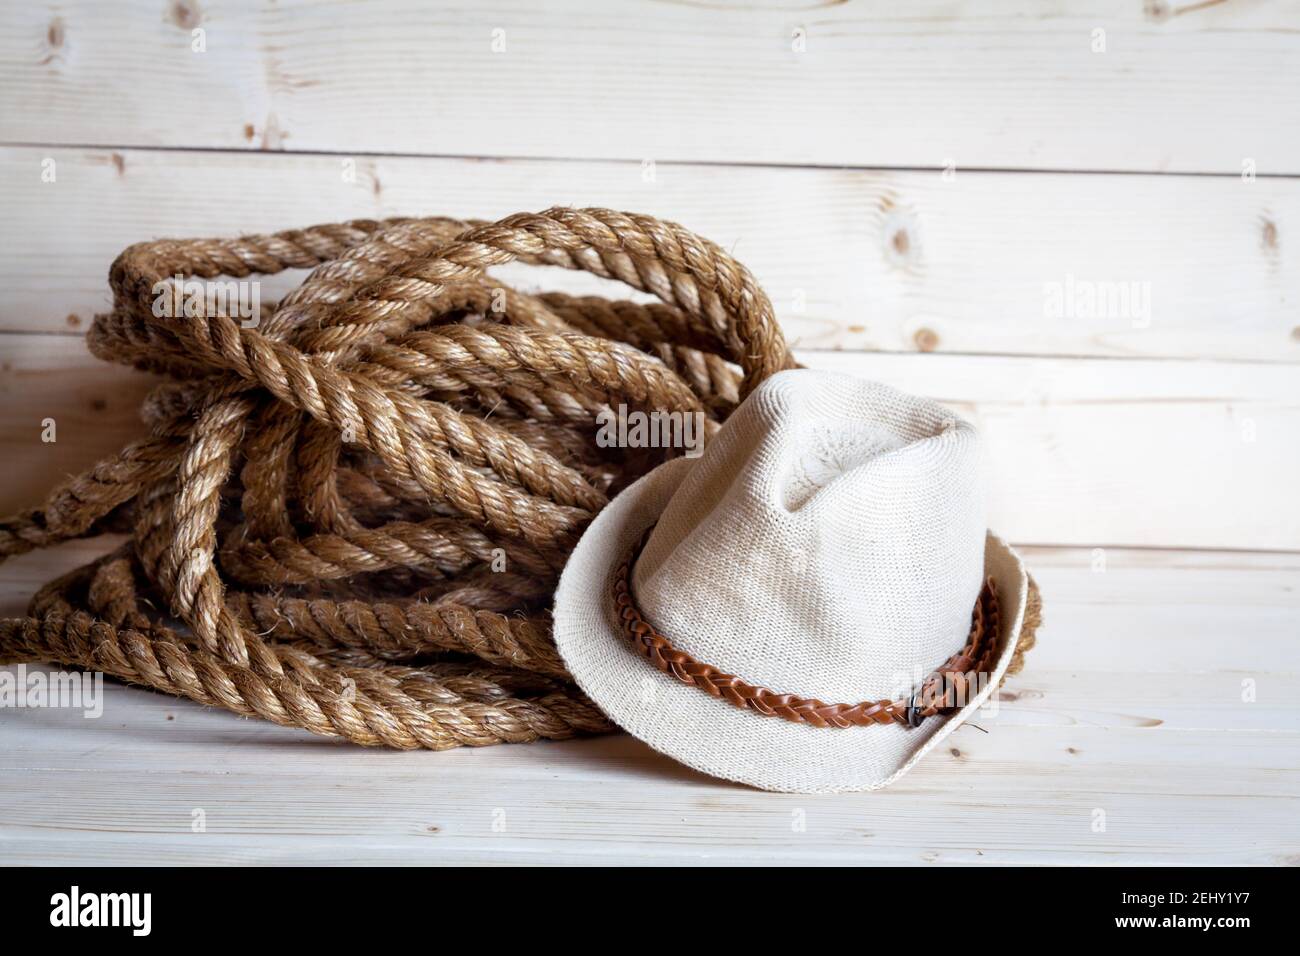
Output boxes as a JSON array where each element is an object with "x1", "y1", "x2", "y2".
[{"x1": 0, "y1": 0, "x2": 1297, "y2": 865}]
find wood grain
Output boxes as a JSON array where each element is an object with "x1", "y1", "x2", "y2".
[
  {"x1": 2, "y1": 1, "x2": 1297, "y2": 174},
  {"x1": 1, "y1": 542, "x2": 1295, "y2": 865},
  {"x1": 3, "y1": 146, "x2": 1299, "y2": 362},
  {"x1": 810, "y1": 350, "x2": 1300, "y2": 552}
]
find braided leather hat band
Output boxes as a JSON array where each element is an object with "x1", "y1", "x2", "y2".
[{"x1": 613, "y1": 526, "x2": 1002, "y2": 729}]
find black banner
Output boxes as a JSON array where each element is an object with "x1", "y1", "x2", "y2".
[{"x1": 4, "y1": 865, "x2": 1282, "y2": 942}]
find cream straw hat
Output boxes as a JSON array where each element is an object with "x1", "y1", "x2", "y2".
[{"x1": 553, "y1": 368, "x2": 1032, "y2": 793}]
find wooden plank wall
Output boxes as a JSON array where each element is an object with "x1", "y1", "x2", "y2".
[{"x1": 1, "y1": 1, "x2": 1297, "y2": 555}]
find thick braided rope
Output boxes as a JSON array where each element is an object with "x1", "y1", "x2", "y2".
[{"x1": 0, "y1": 208, "x2": 805, "y2": 750}]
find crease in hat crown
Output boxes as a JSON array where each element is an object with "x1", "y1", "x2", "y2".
[{"x1": 624, "y1": 369, "x2": 987, "y2": 706}]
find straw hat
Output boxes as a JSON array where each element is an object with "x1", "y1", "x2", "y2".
[{"x1": 553, "y1": 369, "x2": 1031, "y2": 793}]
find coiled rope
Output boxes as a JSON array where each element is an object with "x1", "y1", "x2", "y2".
[{"x1": 0, "y1": 208, "x2": 1037, "y2": 751}]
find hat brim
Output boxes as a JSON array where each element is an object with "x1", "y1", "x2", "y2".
[{"x1": 553, "y1": 455, "x2": 1029, "y2": 793}]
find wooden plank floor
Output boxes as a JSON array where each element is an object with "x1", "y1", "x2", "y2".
[
  {"x1": 2, "y1": 540, "x2": 1297, "y2": 865},
  {"x1": 1, "y1": 0, "x2": 1297, "y2": 866}
]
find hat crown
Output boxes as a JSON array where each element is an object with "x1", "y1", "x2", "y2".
[{"x1": 632, "y1": 369, "x2": 986, "y2": 704}]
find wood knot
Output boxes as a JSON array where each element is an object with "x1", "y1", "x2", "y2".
[
  {"x1": 882, "y1": 207, "x2": 921, "y2": 270},
  {"x1": 40, "y1": 17, "x2": 66, "y2": 65},
  {"x1": 1262, "y1": 218, "x2": 1279, "y2": 251},
  {"x1": 1143, "y1": 0, "x2": 1170, "y2": 22},
  {"x1": 169, "y1": 0, "x2": 202, "y2": 31},
  {"x1": 913, "y1": 327, "x2": 940, "y2": 352},
  {"x1": 891, "y1": 228, "x2": 910, "y2": 257}
]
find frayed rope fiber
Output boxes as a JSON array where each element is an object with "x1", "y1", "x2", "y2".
[{"x1": 0, "y1": 208, "x2": 1037, "y2": 751}]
